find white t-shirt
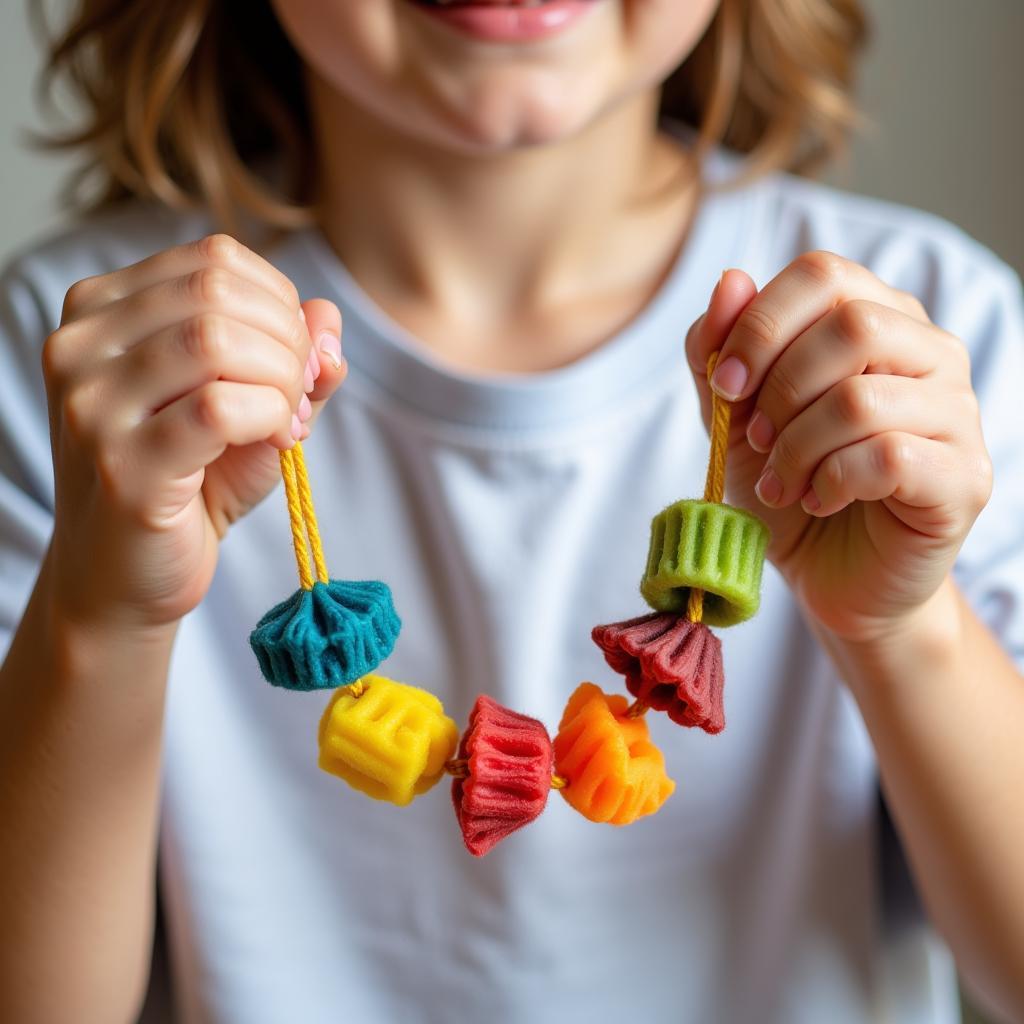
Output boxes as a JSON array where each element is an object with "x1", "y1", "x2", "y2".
[{"x1": 1, "y1": 144, "x2": 1022, "y2": 1024}]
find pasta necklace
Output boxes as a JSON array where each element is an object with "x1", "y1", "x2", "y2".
[{"x1": 249, "y1": 351, "x2": 770, "y2": 856}]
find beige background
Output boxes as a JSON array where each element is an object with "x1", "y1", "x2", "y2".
[{"x1": 0, "y1": 3, "x2": 1019, "y2": 1023}]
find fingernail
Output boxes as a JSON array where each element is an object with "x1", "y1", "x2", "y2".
[
  {"x1": 317, "y1": 330, "x2": 343, "y2": 370},
  {"x1": 711, "y1": 355, "x2": 748, "y2": 400},
  {"x1": 801, "y1": 486, "x2": 821, "y2": 513},
  {"x1": 308, "y1": 345, "x2": 321, "y2": 381},
  {"x1": 746, "y1": 409, "x2": 774, "y2": 452},
  {"x1": 709, "y1": 278, "x2": 721, "y2": 306},
  {"x1": 755, "y1": 466, "x2": 782, "y2": 506},
  {"x1": 298, "y1": 394, "x2": 312, "y2": 422},
  {"x1": 303, "y1": 355, "x2": 315, "y2": 393},
  {"x1": 290, "y1": 413, "x2": 303, "y2": 440},
  {"x1": 298, "y1": 307, "x2": 306, "y2": 322}
]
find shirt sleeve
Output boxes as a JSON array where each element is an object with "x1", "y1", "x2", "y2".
[
  {"x1": 935, "y1": 251, "x2": 1024, "y2": 672},
  {"x1": 0, "y1": 262, "x2": 58, "y2": 663}
]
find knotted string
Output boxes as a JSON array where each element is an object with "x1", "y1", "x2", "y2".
[{"x1": 279, "y1": 442, "x2": 329, "y2": 590}]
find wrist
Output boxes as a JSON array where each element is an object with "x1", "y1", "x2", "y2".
[
  {"x1": 810, "y1": 575, "x2": 966, "y2": 701},
  {"x1": 35, "y1": 549, "x2": 180, "y2": 686}
]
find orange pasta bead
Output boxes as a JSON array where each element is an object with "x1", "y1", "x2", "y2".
[{"x1": 553, "y1": 682, "x2": 675, "y2": 825}]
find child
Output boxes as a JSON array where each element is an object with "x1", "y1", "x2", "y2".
[{"x1": 1, "y1": 1, "x2": 1022, "y2": 1022}]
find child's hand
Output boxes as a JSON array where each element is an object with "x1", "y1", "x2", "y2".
[
  {"x1": 686, "y1": 254, "x2": 993, "y2": 644},
  {"x1": 41, "y1": 234, "x2": 347, "y2": 631}
]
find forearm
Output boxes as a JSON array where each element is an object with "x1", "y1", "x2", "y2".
[
  {"x1": 0, "y1": 546, "x2": 176, "y2": 1024},
  {"x1": 813, "y1": 575, "x2": 1024, "y2": 1020}
]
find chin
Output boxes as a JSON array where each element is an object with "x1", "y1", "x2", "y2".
[{"x1": 432, "y1": 69, "x2": 617, "y2": 151}]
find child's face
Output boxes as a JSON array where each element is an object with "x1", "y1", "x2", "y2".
[{"x1": 271, "y1": 0, "x2": 720, "y2": 151}]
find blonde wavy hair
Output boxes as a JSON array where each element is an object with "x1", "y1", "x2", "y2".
[{"x1": 36, "y1": 0, "x2": 867, "y2": 235}]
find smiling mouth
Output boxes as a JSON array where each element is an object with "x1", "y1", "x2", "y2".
[{"x1": 411, "y1": 1, "x2": 585, "y2": 6}]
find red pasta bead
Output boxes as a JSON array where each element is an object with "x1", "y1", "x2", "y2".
[
  {"x1": 592, "y1": 612, "x2": 725, "y2": 734},
  {"x1": 451, "y1": 695, "x2": 554, "y2": 857}
]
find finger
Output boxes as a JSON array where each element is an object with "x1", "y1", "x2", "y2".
[
  {"x1": 754, "y1": 375, "x2": 958, "y2": 509},
  {"x1": 60, "y1": 234, "x2": 301, "y2": 323},
  {"x1": 685, "y1": 269, "x2": 758, "y2": 426},
  {"x1": 59, "y1": 267, "x2": 310, "y2": 377},
  {"x1": 801, "y1": 432, "x2": 954, "y2": 519},
  {"x1": 746, "y1": 301, "x2": 969, "y2": 454},
  {"x1": 710, "y1": 251, "x2": 931, "y2": 403},
  {"x1": 301, "y1": 298, "x2": 346, "y2": 397},
  {"x1": 131, "y1": 381, "x2": 297, "y2": 488},
  {"x1": 103, "y1": 316, "x2": 307, "y2": 429}
]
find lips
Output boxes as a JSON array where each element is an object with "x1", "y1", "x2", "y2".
[
  {"x1": 413, "y1": 1, "x2": 567, "y2": 6},
  {"x1": 406, "y1": 0, "x2": 601, "y2": 42}
]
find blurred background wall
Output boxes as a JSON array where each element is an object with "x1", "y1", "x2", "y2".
[{"x1": 0, "y1": 3, "x2": 1019, "y2": 1023}]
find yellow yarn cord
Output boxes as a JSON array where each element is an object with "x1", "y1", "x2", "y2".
[
  {"x1": 279, "y1": 447, "x2": 314, "y2": 591},
  {"x1": 686, "y1": 350, "x2": 732, "y2": 624},
  {"x1": 291, "y1": 441, "x2": 329, "y2": 585},
  {"x1": 279, "y1": 441, "x2": 329, "y2": 591}
]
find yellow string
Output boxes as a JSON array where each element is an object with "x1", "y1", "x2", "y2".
[
  {"x1": 686, "y1": 350, "x2": 733, "y2": 624},
  {"x1": 342, "y1": 679, "x2": 366, "y2": 699},
  {"x1": 278, "y1": 440, "x2": 329, "y2": 590},
  {"x1": 625, "y1": 698, "x2": 649, "y2": 719},
  {"x1": 290, "y1": 441, "x2": 330, "y2": 585},
  {"x1": 279, "y1": 448, "x2": 314, "y2": 591}
]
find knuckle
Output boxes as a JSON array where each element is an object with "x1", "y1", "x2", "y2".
[
  {"x1": 819, "y1": 452, "x2": 845, "y2": 496},
  {"x1": 41, "y1": 326, "x2": 73, "y2": 383},
  {"x1": 795, "y1": 250, "x2": 847, "y2": 289},
  {"x1": 183, "y1": 313, "x2": 228, "y2": 366},
  {"x1": 61, "y1": 276, "x2": 99, "y2": 318},
  {"x1": 279, "y1": 276, "x2": 301, "y2": 312},
  {"x1": 834, "y1": 299, "x2": 880, "y2": 347},
  {"x1": 874, "y1": 433, "x2": 909, "y2": 478},
  {"x1": 770, "y1": 430, "x2": 802, "y2": 473},
  {"x1": 189, "y1": 266, "x2": 233, "y2": 308},
  {"x1": 61, "y1": 381, "x2": 97, "y2": 443},
  {"x1": 945, "y1": 333, "x2": 972, "y2": 374},
  {"x1": 896, "y1": 288, "x2": 928, "y2": 319},
  {"x1": 736, "y1": 305, "x2": 783, "y2": 351},
  {"x1": 192, "y1": 383, "x2": 232, "y2": 433},
  {"x1": 762, "y1": 360, "x2": 803, "y2": 412},
  {"x1": 833, "y1": 375, "x2": 878, "y2": 426},
  {"x1": 197, "y1": 232, "x2": 241, "y2": 268}
]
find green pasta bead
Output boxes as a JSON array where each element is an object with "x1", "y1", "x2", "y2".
[{"x1": 640, "y1": 499, "x2": 770, "y2": 627}]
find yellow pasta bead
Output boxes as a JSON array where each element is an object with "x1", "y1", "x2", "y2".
[{"x1": 318, "y1": 675, "x2": 459, "y2": 806}]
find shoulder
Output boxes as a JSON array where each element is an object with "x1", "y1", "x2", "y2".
[{"x1": 1, "y1": 200, "x2": 215, "y2": 338}]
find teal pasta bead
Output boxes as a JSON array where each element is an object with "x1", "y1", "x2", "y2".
[{"x1": 249, "y1": 579, "x2": 401, "y2": 691}]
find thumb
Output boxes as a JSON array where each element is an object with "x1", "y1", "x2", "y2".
[
  {"x1": 686, "y1": 269, "x2": 758, "y2": 429},
  {"x1": 300, "y1": 298, "x2": 347, "y2": 437}
]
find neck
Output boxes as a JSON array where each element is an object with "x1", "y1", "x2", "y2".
[{"x1": 307, "y1": 77, "x2": 700, "y2": 370}]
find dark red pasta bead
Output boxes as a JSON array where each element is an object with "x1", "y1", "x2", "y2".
[
  {"x1": 592, "y1": 612, "x2": 725, "y2": 734},
  {"x1": 451, "y1": 695, "x2": 554, "y2": 857}
]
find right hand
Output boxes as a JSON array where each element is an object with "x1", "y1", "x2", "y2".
[{"x1": 41, "y1": 233, "x2": 348, "y2": 632}]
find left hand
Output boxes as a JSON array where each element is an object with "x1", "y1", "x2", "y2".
[{"x1": 685, "y1": 251, "x2": 994, "y2": 644}]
